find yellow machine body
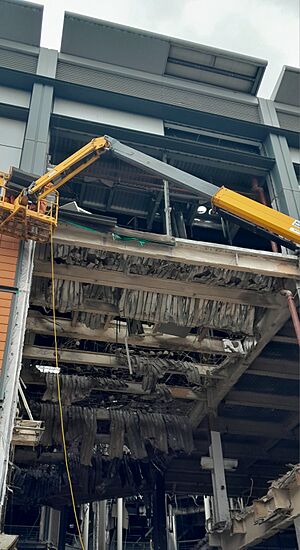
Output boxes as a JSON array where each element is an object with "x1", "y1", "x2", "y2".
[
  {"x1": 0, "y1": 134, "x2": 299, "y2": 248},
  {"x1": 0, "y1": 137, "x2": 108, "y2": 243},
  {"x1": 0, "y1": 174, "x2": 59, "y2": 243},
  {"x1": 212, "y1": 187, "x2": 300, "y2": 247}
]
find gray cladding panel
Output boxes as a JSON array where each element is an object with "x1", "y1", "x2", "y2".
[
  {"x1": 0, "y1": 0, "x2": 43, "y2": 46},
  {"x1": 272, "y1": 67, "x2": 300, "y2": 107},
  {"x1": 61, "y1": 15, "x2": 169, "y2": 75},
  {"x1": 56, "y1": 61, "x2": 260, "y2": 123},
  {"x1": 277, "y1": 111, "x2": 300, "y2": 133},
  {"x1": 165, "y1": 62, "x2": 251, "y2": 93},
  {"x1": 0, "y1": 47, "x2": 38, "y2": 73}
]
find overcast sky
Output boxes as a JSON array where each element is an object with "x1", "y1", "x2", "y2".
[{"x1": 33, "y1": 0, "x2": 299, "y2": 98}]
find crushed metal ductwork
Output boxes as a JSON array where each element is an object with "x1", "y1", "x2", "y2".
[
  {"x1": 42, "y1": 373, "x2": 129, "y2": 405},
  {"x1": 115, "y1": 351, "x2": 217, "y2": 392},
  {"x1": 36, "y1": 243, "x2": 280, "y2": 293},
  {"x1": 109, "y1": 409, "x2": 194, "y2": 459},
  {"x1": 30, "y1": 277, "x2": 120, "y2": 313},
  {"x1": 39, "y1": 403, "x2": 97, "y2": 466},
  {"x1": 119, "y1": 290, "x2": 256, "y2": 334},
  {"x1": 77, "y1": 312, "x2": 108, "y2": 329},
  {"x1": 31, "y1": 276, "x2": 256, "y2": 334},
  {"x1": 12, "y1": 451, "x2": 172, "y2": 506},
  {"x1": 32, "y1": 243, "x2": 280, "y2": 335}
]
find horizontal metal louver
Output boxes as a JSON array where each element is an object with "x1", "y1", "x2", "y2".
[
  {"x1": 277, "y1": 111, "x2": 300, "y2": 133},
  {"x1": 56, "y1": 61, "x2": 260, "y2": 123},
  {"x1": 0, "y1": 47, "x2": 37, "y2": 73}
]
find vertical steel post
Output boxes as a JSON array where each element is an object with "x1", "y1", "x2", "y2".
[
  {"x1": 48, "y1": 508, "x2": 61, "y2": 547},
  {"x1": 280, "y1": 290, "x2": 300, "y2": 346},
  {"x1": 58, "y1": 506, "x2": 68, "y2": 550},
  {"x1": 167, "y1": 505, "x2": 178, "y2": 550},
  {"x1": 39, "y1": 506, "x2": 46, "y2": 541},
  {"x1": 117, "y1": 498, "x2": 123, "y2": 550},
  {"x1": 93, "y1": 500, "x2": 107, "y2": 550},
  {"x1": 294, "y1": 515, "x2": 300, "y2": 549},
  {"x1": 153, "y1": 472, "x2": 167, "y2": 550},
  {"x1": 81, "y1": 503, "x2": 90, "y2": 550},
  {"x1": 163, "y1": 154, "x2": 172, "y2": 236},
  {"x1": 0, "y1": 75, "x2": 55, "y2": 522},
  {"x1": 209, "y1": 431, "x2": 231, "y2": 530}
]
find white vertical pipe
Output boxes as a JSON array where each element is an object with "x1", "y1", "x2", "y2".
[
  {"x1": 93, "y1": 502, "x2": 99, "y2": 550},
  {"x1": 93, "y1": 500, "x2": 107, "y2": 550},
  {"x1": 117, "y1": 498, "x2": 123, "y2": 550},
  {"x1": 39, "y1": 506, "x2": 46, "y2": 541},
  {"x1": 82, "y1": 503, "x2": 90, "y2": 550}
]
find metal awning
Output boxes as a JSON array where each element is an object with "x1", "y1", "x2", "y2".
[{"x1": 60, "y1": 13, "x2": 267, "y2": 95}]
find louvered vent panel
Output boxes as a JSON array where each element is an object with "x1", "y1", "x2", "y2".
[
  {"x1": 0, "y1": 48, "x2": 37, "y2": 73},
  {"x1": 277, "y1": 111, "x2": 300, "y2": 133},
  {"x1": 56, "y1": 61, "x2": 260, "y2": 123}
]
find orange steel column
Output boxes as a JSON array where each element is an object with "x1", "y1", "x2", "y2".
[{"x1": 0, "y1": 235, "x2": 19, "y2": 373}]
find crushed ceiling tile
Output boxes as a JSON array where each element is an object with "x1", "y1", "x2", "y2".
[
  {"x1": 40, "y1": 403, "x2": 97, "y2": 466},
  {"x1": 78, "y1": 312, "x2": 107, "y2": 329}
]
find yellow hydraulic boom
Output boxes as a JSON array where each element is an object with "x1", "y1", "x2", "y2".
[{"x1": 0, "y1": 135, "x2": 299, "y2": 248}]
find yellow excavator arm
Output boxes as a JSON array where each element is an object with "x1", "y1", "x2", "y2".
[
  {"x1": 28, "y1": 137, "x2": 109, "y2": 199},
  {"x1": 0, "y1": 135, "x2": 299, "y2": 248}
]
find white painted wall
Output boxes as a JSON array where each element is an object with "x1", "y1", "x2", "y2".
[
  {"x1": 0, "y1": 118, "x2": 26, "y2": 171},
  {"x1": 53, "y1": 98, "x2": 164, "y2": 135}
]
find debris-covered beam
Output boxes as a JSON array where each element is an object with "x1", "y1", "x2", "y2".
[
  {"x1": 30, "y1": 297, "x2": 119, "y2": 317},
  {"x1": 26, "y1": 316, "x2": 238, "y2": 354},
  {"x1": 54, "y1": 224, "x2": 300, "y2": 279},
  {"x1": 14, "y1": 440, "x2": 299, "y2": 464},
  {"x1": 225, "y1": 390, "x2": 299, "y2": 411},
  {"x1": 210, "y1": 465, "x2": 300, "y2": 550},
  {"x1": 33, "y1": 261, "x2": 284, "y2": 309},
  {"x1": 246, "y1": 357, "x2": 298, "y2": 380},
  {"x1": 22, "y1": 346, "x2": 224, "y2": 377},
  {"x1": 212, "y1": 417, "x2": 298, "y2": 441},
  {"x1": 189, "y1": 305, "x2": 291, "y2": 427}
]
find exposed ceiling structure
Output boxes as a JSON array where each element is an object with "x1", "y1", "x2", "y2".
[{"x1": 16, "y1": 217, "x2": 299, "y2": 513}]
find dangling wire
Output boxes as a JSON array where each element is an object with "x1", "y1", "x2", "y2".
[{"x1": 50, "y1": 224, "x2": 85, "y2": 550}]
